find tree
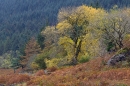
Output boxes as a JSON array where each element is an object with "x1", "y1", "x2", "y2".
[
  {"x1": 35, "y1": 54, "x2": 47, "y2": 69},
  {"x1": 102, "y1": 9, "x2": 130, "y2": 50},
  {"x1": 20, "y1": 37, "x2": 41, "y2": 69},
  {"x1": 41, "y1": 26, "x2": 60, "y2": 47},
  {"x1": 37, "y1": 34, "x2": 45, "y2": 50},
  {"x1": 57, "y1": 5, "x2": 105, "y2": 64},
  {"x1": 10, "y1": 57, "x2": 21, "y2": 73}
]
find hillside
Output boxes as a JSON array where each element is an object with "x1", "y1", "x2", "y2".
[
  {"x1": 1, "y1": 55, "x2": 130, "y2": 86},
  {"x1": 1, "y1": 1, "x2": 130, "y2": 85},
  {"x1": 0, "y1": 0, "x2": 130, "y2": 55}
]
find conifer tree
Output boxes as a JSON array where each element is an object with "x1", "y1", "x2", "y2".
[{"x1": 20, "y1": 37, "x2": 41, "y2": 69}]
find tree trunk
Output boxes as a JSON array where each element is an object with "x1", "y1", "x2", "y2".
[
  {"x1": 71, "y1": 40, "x2": 82, "y2": 65},
  {"x1": 119, "y1": 40, "x2": 123, "y2": 49}
]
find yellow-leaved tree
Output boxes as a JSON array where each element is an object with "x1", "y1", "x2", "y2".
[{"x1": 57, "y1": 5, "x2": 106, "y2": 64}]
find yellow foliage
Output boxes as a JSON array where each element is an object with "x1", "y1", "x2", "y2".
[
  {"x1": 56, "y1": 21, "x2": 72, "y2": 33},
  {"x1": 31, "y1": 62, "x2": 39, "y2": 70},
  {"x1": 45, "y1": 58, "x2": 62, "y2": 68},
  {"x1": 57, "y1": 5, "x2": 106, "y2": 61},
  {"x1": 58, "y1": 5, "x2": 106, "y2": 27},
  {"x1": 82, "y1": 33, "x2": 101, "y2": 57},
  {"x1": 45, "y1": 56, "x2": 72, "y2": 67},
  {"x1": 124, "y1": 34, "x2": 130, "y2": 41},
  {"x1": 58, "y1": 36, "x2": 74, "y2": 57}
]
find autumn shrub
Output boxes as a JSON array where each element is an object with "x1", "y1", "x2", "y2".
[
  {"x1": 47, "y1": 66, "x2": 57, "y2": 72},
  {"x1": 99, "y1": 80, "x2": 110, "y2": 86},
  {"x1": 85, "y1": 57, "x2": 105, "y2": 71},
  {"x1": 34, "y1": 70, "x2": 45, "y2": 76},
  {"x1": 7, "y1": 74, "x2": 30, "y2": 85},
  {"x1": 97, "y1": 68, "x2": 130, "y2": 80},
  {"x1": 0, "y1": 75, "x2": 6, "y2": 84},
  {"x1": 27, "y1": 77, "x2": 43, "y2": 85}
]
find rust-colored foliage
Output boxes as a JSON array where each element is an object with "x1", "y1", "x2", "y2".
[
  {"x1": 34, "y1": 70, "x2": 45, "y2": 76},
  {"x1": 27, "y1": 76, "x2": 44, "y2": 85},
  {"x1": 123, "y1": 37, "x2": 130, "y2": 48},
  {"x1": 20, "y1": 37, "x2": 41, "y2": 68},
  {"x1": 7, "y1": 74, "x2": 30, "y2": 85},
  {"x1": 0, "y1": 73, "x2": 30, "y2": 85},
  {"x1": 97, "y1": 68, "x2": 130, "y2": 80},
  {"x1": 47, "y1": 66, "x2": 57, "y2": 72},
  {"x1": 0, "y1": 75, "x2": 7, "y2": 84},
  {"x1": 1, "y1": 56, "x2": 130, "y2": 85}
]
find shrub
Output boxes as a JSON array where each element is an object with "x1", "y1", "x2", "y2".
[
  {"x1": 35, "y1": 54, "x2": 47, "y2": 69},
  {"x1": 7, "y1": 74, "x2": 30, "y2": 85},
  {"x1": 31, "y1": 62, "x2": 39, "y2": 70},
  {"x1": 0, "y1": 75, "x2": 6, "y2": 84},
  {"x1": 47, "y1": 66, "x2": 57, "y2": 72},
  {"x1": 34, "y1": 70, "x2": 45, "y2": 76},
  {"x1": 79, "y1": 55, "x2": 90, "y2": 63},
  {"x1": 45, "y1": 58, "x2": 62, "y2": 68}
]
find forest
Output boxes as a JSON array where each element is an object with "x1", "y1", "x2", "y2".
[
  {"x1": 1, "y1": 0, "x2": 130, "y2": 85},
  {"x1": 0, "y1": 0, "x2": 130, "y2": 56}
]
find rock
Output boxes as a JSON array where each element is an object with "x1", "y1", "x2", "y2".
[
  {"x1": 107, "y1": 54, "x2": 126, "y2": 66},
  {"x1": 0, "y1": 84, "x2": 4, "y2": 86},
  {"x1": 44, "y1": 69, "x2": 51, "y2": 75}
]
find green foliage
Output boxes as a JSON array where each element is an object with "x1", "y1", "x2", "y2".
[
  {"x1": 116, "y1": 48, "x2": 129, "y2": 55},
  {"x1": 37, "y1": 34, "x2": 44, "y2": 50},
  {"x1": 10, "y1": 57, "x2": 21, "y2": 73},
  {"x1": 37, "y1": 26, "x2": 45, "y2": 50},
  {"x1": 0, "y1": 51, "x2": 21, "y2": 68},
  {"x1": 114, "y1": 48, "x2": 130, "y2": 67},
  {"x1": 0, "y1": 0, "x2": 130, "y2": 55},
  {"x1": 35, "y1": 54, "x2": 47, "y2": 69},
  {"x1": 107, "y1": 41, "x2": 116, "y2": 52},
  {"x1": 1, "y1": 58, "x2": 12, "y2": 68},
  {"x1": 79, "y1": 55, "x2": 90, "y2": 63}
]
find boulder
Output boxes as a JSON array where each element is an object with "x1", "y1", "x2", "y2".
[{"x1": 107, "y1": 54, "x2": 126, "y2": 66}]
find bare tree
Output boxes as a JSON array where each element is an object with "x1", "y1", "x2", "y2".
[{"x1": 102, "y1": 9, "x2": 130, "y2": 50}]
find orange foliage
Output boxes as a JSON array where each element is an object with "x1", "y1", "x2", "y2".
[
  {"x1": 97, "y1": 68, "x2": 130, "y2": 80},
  {"x1": 0, "y1": 73, "x2": 30, "y2": 85},
  {"x1": 7, "y1": 74, "x2": 30, "y2": 85},
  {"x1": 47, "y1": 66, "x2": 57, "y2": 72},
  {"x1": 0, "y1": 75, "x2": 7, "y2": 84},
  {"x1": 0, "y1": 68, "x2": 14, "y2": 75},
  {"x1": 20, "y1": 37, "x2": 41, "y2": 68},
  {"x1": 123, "y1": 37, "x2": 130, "y2": 48},
  {"x1": 1, "y1": 57, "x2": 130, "y2": 85},
  {"x1": 34, "y1": 70, "x2": 45, "y2": 76},
  {"x1": 27, "y1": 76, "x2": 44, "y2": 85}
]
